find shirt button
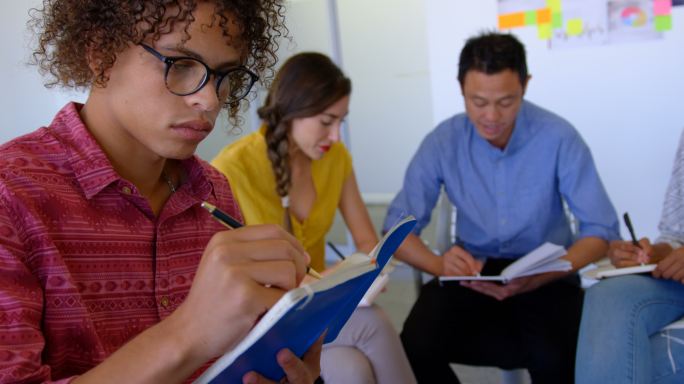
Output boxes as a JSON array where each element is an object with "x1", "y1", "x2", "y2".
[
  {"x1": 500, "y1": 218, "x2": 507, "y2": 225},
  {"x1": 160, "y1": 296, "x2": 170, "y2": 309},
  {"x1": 121, "y1": 186, "x2": 132, "y2": 195}
]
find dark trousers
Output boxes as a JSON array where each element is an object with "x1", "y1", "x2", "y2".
[{"x1": 401, "y1": 259, "x2": 584, "y2": 384}]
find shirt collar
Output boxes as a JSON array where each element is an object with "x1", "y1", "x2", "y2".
[
  {"x1": 48, "y1": 102, "x2": 119, "y2": 199},
  {"x1": 468, "y1": 99, "x2": 534, "y2": 157}
]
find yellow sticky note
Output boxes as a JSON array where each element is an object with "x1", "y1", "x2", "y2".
[
  {"x1": 547, "y1": 0, "x2": 562, "y2": 13},
  {"x1": 538, "y1": 23, "x2": 553, "y2": 40},
  {"x1": 567, "y1": 18, "x2": 583, "y2": 36}
]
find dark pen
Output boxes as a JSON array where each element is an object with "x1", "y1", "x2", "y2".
[
  {"x1": 201, "y1": 201, "x2": 323, "y2": 279},
  {"x1": 326, "y1": 241, "x2": 346, "y2": 260},
  {"x1": 623, "y1": 212, "x2": 642, "y2": 248}
]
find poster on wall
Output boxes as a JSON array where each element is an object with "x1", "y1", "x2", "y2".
[{"x1": 497, "y1": 0, "x2": 674, "y2": 48}]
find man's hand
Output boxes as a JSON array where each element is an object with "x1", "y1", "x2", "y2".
[
  {"x1": 607, "y1": 238, "x2": 652, "y2": 268},
  {"x1": 170, "y1": 224, "x2": 310, "y2": 366},
  {"x1": 461, "y1": 271, "x2": 567, "y2": 301},
  {"x1": 653, "y1": 247, "x2": 684, "y2": 283},
  {"x1": 242, "y1": 336, "x2": 323, "y2": 384},
  {"x1": 442, "y1": 245, "x2": 483, "y2": 276}
]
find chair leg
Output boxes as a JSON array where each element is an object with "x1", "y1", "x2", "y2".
[{"x1": 412, "y1": 267, "x2": 424, "y2": 295}]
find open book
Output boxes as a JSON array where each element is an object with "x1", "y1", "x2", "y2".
[
  {"x1": 194, "y1": 216, "x2": 416, "y2": 384},
  {"x1": 438, "y1": 242, "x2": 571, "y2": 284}
]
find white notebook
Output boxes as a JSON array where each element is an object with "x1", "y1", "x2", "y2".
[{"x1": 439, "y1": 242, "x2": 571, "y2": 284}]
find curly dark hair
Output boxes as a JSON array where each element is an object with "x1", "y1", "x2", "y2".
[{"x1": 28, "y1": 0, "x2": 287, "y2": 120}]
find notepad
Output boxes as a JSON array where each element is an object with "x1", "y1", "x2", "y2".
[
  {"x1": 193, "y1": 216, "x2": 416, "y2": 384},
  {"x1": 584, "y1": 263, "x2": 657, "y2": 280},
  {"x1": 438, "y1": 242, "x2": 571, "y2": 284}
]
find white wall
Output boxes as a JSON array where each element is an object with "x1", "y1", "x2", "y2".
[
  {"x1": 425, "y1": 0, "x2": 684, "y2": 239},
  {"x1": 336, "y1": 0, "x2": 433, "y2": 199},
  {"x1": 0, "y1": 1, "x2": 84, "y2": 144}
]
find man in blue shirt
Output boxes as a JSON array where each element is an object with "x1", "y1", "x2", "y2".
[{"x1": 384, "y1": 32, "x2": 619, "y2": 383}]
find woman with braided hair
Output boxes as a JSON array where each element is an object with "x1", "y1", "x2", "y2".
[{"x1": 212, "y1": 52, "x2": 416, "y2": 384}]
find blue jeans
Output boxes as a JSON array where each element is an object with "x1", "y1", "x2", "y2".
[{"x1": 576, "y1": 275, "x2": 684, "y2": 383}]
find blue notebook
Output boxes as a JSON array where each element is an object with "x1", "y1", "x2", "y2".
[{"x1": 194, "y1": 216, "x2": 416, "y2": 383}]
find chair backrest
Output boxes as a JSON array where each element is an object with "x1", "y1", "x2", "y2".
[{"x1": 433, "y1": 188, "x2": 457, "y2": 255}]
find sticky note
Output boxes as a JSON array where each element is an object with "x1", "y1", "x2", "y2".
[
  {"x1": 499, "y1": 12, "x2": 526, "y2": 29},
  {"x1": 537, "y1": 8, "x2": 552, "y2": 24},
  {"x1": 525, "y1": 11, "x2": 537, "y2": 25},
  {"x1": 547, "y1": 0, "x2": 562, "y2": 13},
  {"x1": 567, "y1": 18, "x2": 583, "y2": 36},
  {"x1": 552, "y1": 12, "x2": 563, "y2": 28},
  {"x1": 654, "y1": 0, "x2": 672, "y2": 16},
  {"x1": 655, "y1": 15, "x2": 672, "y2": 31},
  {"x1": 538, "y1": 23, "x2": 553, "y2": 40}
]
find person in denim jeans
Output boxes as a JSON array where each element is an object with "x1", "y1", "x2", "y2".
[{"x1": 576, "y1": 129, "x2": 684, "y2": 384}]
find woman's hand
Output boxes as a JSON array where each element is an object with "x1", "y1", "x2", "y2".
[{"x1": 607, "y1": 238, "x2": 652, "y2": 268}]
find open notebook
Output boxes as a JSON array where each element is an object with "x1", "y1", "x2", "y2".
[
  {"x1": 439, "y1": 242, "x2": 572, "y2": 284},
  {"x1": 194, "y1": 216, "x2": 416, "y2": 383},
  {"x1": 584, "y1": 263, "x2": 656, "y2": 279}
]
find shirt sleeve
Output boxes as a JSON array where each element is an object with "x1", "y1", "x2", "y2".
[
  {"x1": 557, "y1": 129, "x2": 620, "y2": 242},
  {"x1": 656, "y1": 129, "x2": 684, "y2": 248},
  {"x1": 0, "y1": 195, "x2": 76, "y2": 383},
  {"x1": 383, "y1": 131, "x2": 444, "y2": 235}
]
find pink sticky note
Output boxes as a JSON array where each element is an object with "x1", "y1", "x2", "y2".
[{"x1": 654, "y1": 0, "x2": 672, "y2": 16}]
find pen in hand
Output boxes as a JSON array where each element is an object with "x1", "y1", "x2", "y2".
[
  {"x1": 623, "y1": 212, "x2": 641, "y2": 248},
  {"x1": 623, "y1": 212, "x2": 647, "y2": 265},
  {"x1": 201, "y1": 201, "x2": 323, "y2": 279}
]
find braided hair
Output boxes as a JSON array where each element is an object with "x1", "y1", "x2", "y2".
[{"x1": 257, "y1": 52, "x2": 351, "y2": 198}]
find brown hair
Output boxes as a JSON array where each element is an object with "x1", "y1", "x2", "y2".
[
  {"x1": 257, "y1": 52, "x2": 351, "y2": 197},
  {"x1": 28, "y1": 0, "x2": 287, "y2": 121}
]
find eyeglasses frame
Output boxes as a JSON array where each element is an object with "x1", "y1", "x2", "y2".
[{"x1": 140, "y1": 43, "x2": 258, "y2": 105}]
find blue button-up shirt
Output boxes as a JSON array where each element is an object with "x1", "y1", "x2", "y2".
[{"x1": 384, "y1": 100, "x2": 620, "y2": 259}]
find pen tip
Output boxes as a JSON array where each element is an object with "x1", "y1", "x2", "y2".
[
  {"x1": 201, "y1": 201, "x2": 215, "y2": 212},
  {"x1": 307, "y1": 267, "x2": 323, "y2": 279}
]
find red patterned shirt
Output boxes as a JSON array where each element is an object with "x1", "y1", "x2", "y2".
[{"x1": 0, "y1": 103, "x2": 242, "y2": 383}]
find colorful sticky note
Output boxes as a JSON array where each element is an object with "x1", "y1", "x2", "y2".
[
  {"x1": 538, "y1": 23, "x2": 553, "y2": 40},
  {"x1": 566, "y1": 18, "x2": 584, "y2": 36},
  {"x1": 525, "y1": 11, "x2": 537, "y2": 25},
  {"x1": 655, "y1": 14, "x2": 673, "y2": 31},
  {"x1": 537, "y1": 8, "x2": 552, "y2": 24},
  {"x1": 499, "y1": 12, "x2": 526, "y2": 29},
  {"x1": 546, "y1": 0, "x2": 562, "y2": 13},
  {"x1": 654, "y1": 0, "x2": 672, "y2": 16},
  {"x1": 552, "y1": 12, "x2": 563, "y2": 28}
]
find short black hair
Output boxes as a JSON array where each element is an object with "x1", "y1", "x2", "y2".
[{"x1": 458, "y1": 31, "x2": 528, "y2": 87}]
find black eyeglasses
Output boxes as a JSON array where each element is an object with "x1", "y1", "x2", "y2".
[{"x1": 140, "y1": 43, "x2": 258, "y2": 105}]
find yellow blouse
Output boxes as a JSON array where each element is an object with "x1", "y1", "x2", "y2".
[{"x1": 211, "y1": 129, "x2": 353, "y2": 271}]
